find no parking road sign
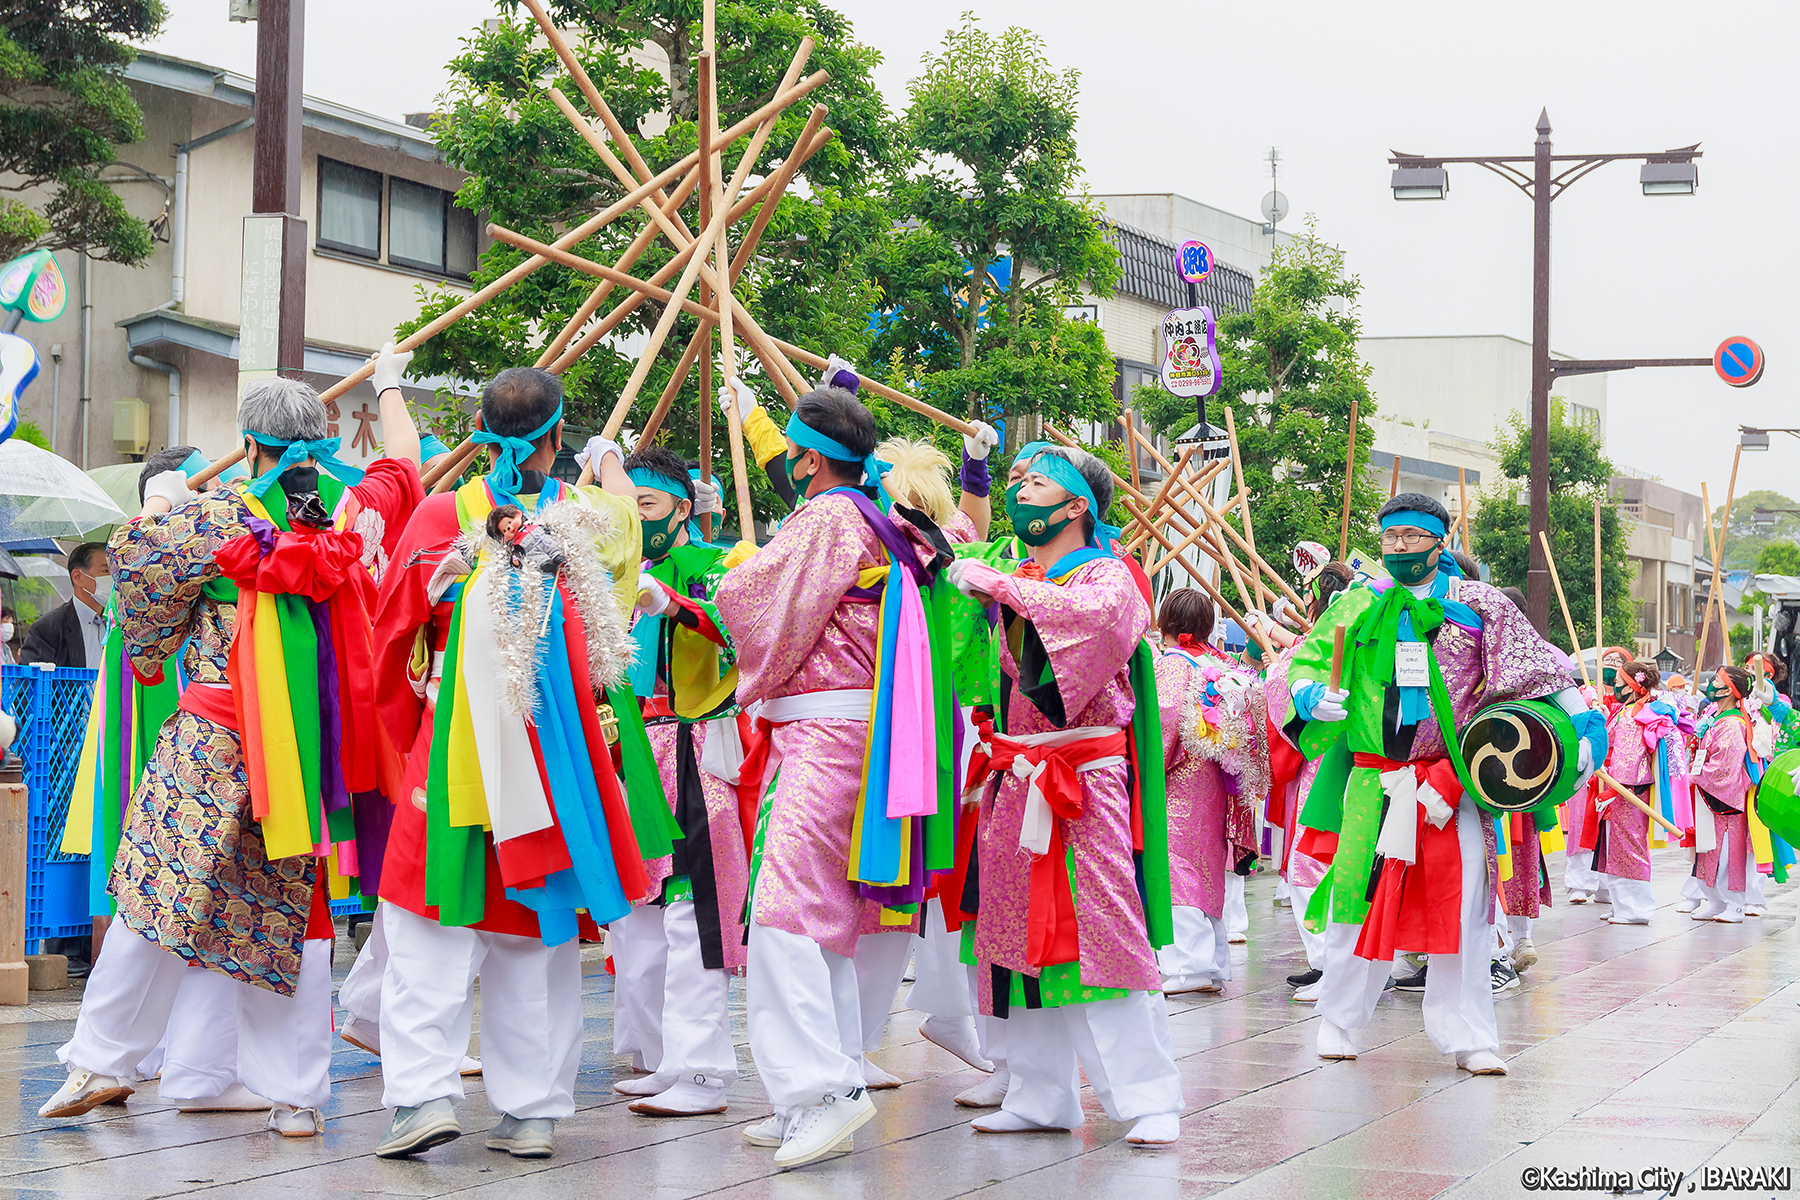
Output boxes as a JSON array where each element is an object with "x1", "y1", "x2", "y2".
[{"x1": 1715, "y1": 336, "x2": 1765, "y2": 387}]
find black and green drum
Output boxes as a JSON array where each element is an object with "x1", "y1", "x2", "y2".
[{"x1": 1457, "y1": 699, "x2": 1581, "y2": 819}]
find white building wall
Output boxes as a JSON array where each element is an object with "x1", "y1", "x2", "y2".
[{"x1": 1090, "y1": 193, "x2": 1291, "y2": 276}]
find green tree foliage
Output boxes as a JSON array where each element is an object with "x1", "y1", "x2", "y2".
[
  {"x1": 868, "y1": 16, "x2": 1118, "y2": 449},
  {"x1": 1132, "y1": 217, "x2": 1379, "y2": 603},
  {"x1": 403, "y1": 0, "x2": 897, "y2": 507},
  {"x1": 1712, "y1": 489, "x2": 1800, "y2": 570},
  {"x1": 1755, "y1": 541, "x2": 1800, "y2": 577},
  {"x1": 0, "y1": 0, "x2": 166, "y2": 264},
  {"x1": 1471, "y1": 398, "x2": 1636, "y2": 654}
]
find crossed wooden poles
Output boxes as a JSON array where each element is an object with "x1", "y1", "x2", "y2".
[{"x1": 193, "y1": 0, "x2": 973, "y2": 526}]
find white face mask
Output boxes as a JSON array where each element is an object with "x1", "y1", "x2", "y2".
[
  {"x1": 0, "y1": 623, "x2": 12, "y2": 640},
  {"x1": 86, "y1": 573, "x2": 113, "y2": 605}
]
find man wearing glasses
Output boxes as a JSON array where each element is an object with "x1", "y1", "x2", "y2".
[{"x1": 1281, "y1": 494, "x2": 1605, "y2": 1077}]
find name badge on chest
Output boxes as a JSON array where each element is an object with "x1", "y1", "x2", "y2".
[{"x1": 1395, "y1": 642, "x2": 1429, "y2": 688}]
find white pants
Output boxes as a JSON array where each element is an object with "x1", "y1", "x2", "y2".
[
  {"x1": 1316, "y1": 793, "x2": 1497, "y2": 1056},
  {"x1": 1495, "y1": 913, "x2": 1531, "y2": 958},
  {"x1": 610, "y1": 903, "x2": 664, "y2": 1071},
  {"x1": 906, "y1": 900, "x2": 971, "y2": 1019},
  {"x1": 1564, "y1": 847, "x2": 1601, "y2": 895},
  {"x1": 1747, "y1": 871, "x2": 1767, "y2": 906},
  {"x1": 60, "y1": 923, "x2": 332, "y2": 1108},
  {"x1": 1680, "y1": 871, "x2": 1704, "y2": 902},
  {"x1": 747, "y1": 921, "x2": 863, "y2": 1114},
  {"x1": 999, "y1": 992, "x2": 1183, "y2": 1128},
  {"x1": 607, "y1": 901, "x2": 736, "y2": 1088},
  {"x1": 853, "y1": 929, "x2": 913, "y2": 1054},
  {"x1": 337, "y1": 903, "x2": 387, "y2": 1029},
  {"x1": 1157, "y1": 905, "x2": 1230, "y2": 983},
  {"x1": 1696, "y1": 839, "x2": 1751, "y2": 917},
  {"x1": 378, "y1": 904, "x2": 580, "y2": 1118},
  {"x1": 1289, "y1": 883, "x2": 1326, "y2": 970},
  {"x1": 158, "y1": 966, "x2": 242, "y2": 1102},
  {"x1": 1604, "y1": 876, "x2": 1656, "y2": 923},
  {"x1": 1224, "y1": 874, "x2": 1248, "y2": 937}
]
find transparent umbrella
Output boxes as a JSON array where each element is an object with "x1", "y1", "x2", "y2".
[{"x1": 0, "y1": 441, "x2": 125, "y2": 539}]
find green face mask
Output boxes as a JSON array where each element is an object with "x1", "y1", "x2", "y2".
[
  {"x1": 1382, "y1": 545, "x2": 1439, "y2": 586},
  {"x1": 783, "y1": 451, "x2": 815, "y2": 501},
  {"x1": 1601, "y1": 666, "x2": 1618, "y2": 686},
  {"x1": 641, "y1": 507, "x2": 684, "y2": 560},
  {"x1": 1013, "y1": 499, "x2": 1076, "y2": 547},
  {"x1": 1612, "y1": 682, "x2": 1634, "y2": 705}
]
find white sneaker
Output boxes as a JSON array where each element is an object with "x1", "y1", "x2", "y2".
[
  {"x1": 340, "y1": 1017, "x2": 380, "y2": 1056},
  {"x1": 1456, "y1": 1050, "x2": 1508, "y2": 1076},
  {"x1": 460, "y1": 1056, "x2": 482, "y2": 1077},
  {"x1": 1511, "y1": 939, "x2": 1538, "y2": 973},
  {"x1": 918, "y1": 1016, "x2": 993, "y2": 1072},
  {"x1": 1126, "y1": 1112, "x2": 1181, "y2": 1144},
  {"x1": 1160, "y1": 974, "x2": 1223, "y2": 996},
  {"x1": 743, "y1": 1114, "x2": 851, "y2": 1152},
  {"x1": 1292, "y1": 979, "x2": 1322, "y2": 1003},
  {"x1": 267, "y1": 1105, "x2": 323, "y2": 1138},
  {"x1": 1316, "y1": 1019, "x2": 1358, "y2": 1060},
  {"x1": 628, "y1": 1078, "x2": 727, "y2": 1116},
  {"x1": 970, "y1": 1109, "x2": 1070, "y2": 1133},
  {"x1": 175, "y1": 1082, "x2": 270, "y2": 1112},
  {"x1": 861, "y1": 1056, "x2": 903, "y2": 1089},
  {"x1": 38, "y1": 1069, "x2": 133, "y2": 1118},
  {"x1": 773, "y1": 1089, "x2": 875, "y2": 1169},
  {"x1": 954, "y1": 1068, "x2": 1009, "y2": 1108}
]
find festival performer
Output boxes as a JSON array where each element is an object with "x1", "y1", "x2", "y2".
[
  {"x1": 1152, "y1": 588, "x2": 1266, "y2": 995},
  {"x1": 849, "y1": 434, "x2": 1000, "y2": 1089},
  {"x1": 1689, "y1": 665, "x2": 1764, "y2": 923},
  {"x1": 715, "y1": 385, "x2": 950, "y2": 1169},
  {"x1": 40, "y1": 360, "x2": 426, "y2": 1135},
  {"x1": 369, "y1": 367, "x2": 650, "y2": 1160},
  {"x1": 605, "y1": 442, "x2": 750, "y2": 1118},
  {"x1": 1567, "y1": 647, "x2": 1634, "y2": 904},
  {"x1": 947, "y1": 444, "x2": 1183, "y2": 1145},
  {"x1": 1287, "y1": 493, "x2": 1603, "y2": 1076},
  {"x1": 1589, "y1": 661, "x2": 1690, "y2": 925}
]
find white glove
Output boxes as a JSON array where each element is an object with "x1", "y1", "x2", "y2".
[
  {"x1": 1311, "y1": 687, "x2": 1350, "y2": 723},
  {"x1": 717, "y1": 379, "x2": 758, "y2": 423},
  {"x1": 1755, "y1": 677, "x2": 1777, "y2": 707},
  {"x1": 946, "y1": 558, "x2": 1011, "y2": 603},
  {"x1": 1272, "y1": 595, "x2": 1298, "y2": 628},
  {"x1": 143, "y1": 469, "x2": 196, "y2": 509},
  {"x1": 636, "y1": 578, "x2": 671, "y2": 616},
  {"x1": 963, "y1": 420, "x2": 999, "y2": 460},
  {"x1": 691, "y1": 475, "x2": 722, "y2": 516},
  {"x1": 1240, "y1": 609, "x2": 1269, "y2": 633},
  {"x1": 574, "y1": 435, "x2": 623, "y2": 473},
  {"x1": 819, "y1": 353, "x2": 860, "y2": 391},
  {"x1": 370, "y1": 341, "x2": 414, "y2": 394}
]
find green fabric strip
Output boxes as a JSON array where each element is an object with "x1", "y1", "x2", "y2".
[
  {"x1": 424, "y1": 596, "x2": 485, "y2": 925},
  {"x1": 1130, "y1": 639, "x2": 1174, "y2": 950},
  {"x1": 924, "y1": 573, "x2": 957, "y2": 873},
  {"x1": 607, "y1": 683, "x2": 682, "y2": 859}
]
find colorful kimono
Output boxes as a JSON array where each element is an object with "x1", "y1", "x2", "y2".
[
  {"x1": 1693, "y1": 711, "x2": 1754, "y2": 892},
  {"x1": 1155, "y1": 644, "x2": 1265, "y2": 918},
  {"x1": 967, "y1": 552, "x2": 1171, "y2": 1014},
  {"x1": 371, "y1": 474, "x2": 653, "y2": 944},
  {"x1": 105, "y1": 461, "x2": 422, "y2": 993},
  {"x1": 1263, "y1": 652, "x2": 1330, "y2": 892},
  {"x1": 1593, "y1": 697, "x2": 1691, "y2": 883},
  {"x1": 1289, "y1": 574, "x2": 1570, "y2": 957},
  {"x1": 631, "y1": 543, "x2": 750, "y2": 970}
]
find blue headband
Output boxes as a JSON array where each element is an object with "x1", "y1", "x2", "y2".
[
  {"x1": 472, "y1": 403, "x2": 564, "y2": 503},
  {"x1": 419, "y1": 434, "x2": 451, "y2": 462},
  {"x1": 631, "y1": 467, "x2": 705, "y2": 546},
  {"x1": 1011, "y1": 440, "x2": 1051, "y2": 470},
  {"x1": 1379, "y1": 509, "x2": 1448, "y2": 539},
  {"x1": 1028, "y1": 452, "x2": 1120, "y2": 550},
  {"x1": 179, "y1": 449, "x2": 246, "y2": 484},
  {"x1": 785, "y1": 413, "x2": 892, "y2": 507},
  {"x1": 242, "y1": 433, "x2": 367, "y2": 498}
]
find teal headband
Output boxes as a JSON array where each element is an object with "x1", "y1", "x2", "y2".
[
  {"x1": 629, "y1": 468, "x2": 689, "y2": 499},
  {"x1": 179, "y1": 449, "x2": 246, "y2": 484},
  {"x1": 472, "y1": 402, "x2": 563, "y2": 503},
  {"x1": 1012, "y1": 440, "x2": 1051, "y2": 470},
  {"x1": 1027, "y1": 452, "x2": 1120, "y2": 550},
  {"x1": 785, "y1": 412, "x2": 891, "y2": 507},
  {"x1": 1380, "y1": 508, "x2": 1447, "y2": 538},
  {"x1": 241, "y1": 433, "x2": 366, "y2": 498}
]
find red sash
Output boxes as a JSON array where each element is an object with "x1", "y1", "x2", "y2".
[{"x1": 1350, "y1": 752, "x2": 1464, "y2": 959}]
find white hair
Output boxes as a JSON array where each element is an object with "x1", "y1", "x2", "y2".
[{"x1": 239, "y1": 377, "x2": 326, "y2": 443}]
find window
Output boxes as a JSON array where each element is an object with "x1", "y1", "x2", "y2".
[
  {"x1": 389, "y1": 177, "x2": 478, "y2": 278},
  {"x1": 318, "y1": 158, "x2": 381, "y2": 259},
  {"x1": 1570, "y1": 403, "x2": 1600, "y2": 434}
]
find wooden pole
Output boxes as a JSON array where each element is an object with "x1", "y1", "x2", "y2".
[
  {"x1": 1126, "y1": 459, "x2": 1228, "y2": 554},
  {"x1": 1457, "y1": 467, "x2": 1470, "y2": 552},
  {"x1": 1593, "y1": 496, "x2": 1604, "y2": 668},
  {"x1": 1539, "y1": 529, "x2": 1593, "y2": 688},
  {"x1": 1716, "y1": 445, "x2": 1743, "y2": 664},
  {"x1": 1339, "y1": 397, "x2": 1358, "y2": 561},
  {"x1": 1222, "y1": 405, "x2": 1266, "y2": 608},
  {"x1": 1329, "y1": 623, "x2": 1346, "y2": 691},
  {"x1": 0, "y1": 776, "x2": 27, "y2": 1004},
  {"x1": 1121, "y1": 494, "x2": 1247, "y2": 631},
  {"x1": 708, "y1": 60, "x2": 756, "y2": 543},
  {"x1": 638, "y1": 323, "x2": 711, "y2": 445},
  {"x1": 770, "y1": 337, "x2": 978, "y2": 436},
  {"x1": 1389, "y1": 457, "x2": 1400, "y2": 498},
  {"x1": 1699, "y1": 481, "x2": 1718, "y2": 671},
  {"x1": 695, "y1": 48, "x2": 716, "y2": 540}
]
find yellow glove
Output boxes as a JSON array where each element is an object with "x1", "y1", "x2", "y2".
[
  {"x1": 721, "y1": 539, "x2": 760, "y2": 571},
  {"x1": 743, "y1": 404, "x2": 787, "y2": 469}
]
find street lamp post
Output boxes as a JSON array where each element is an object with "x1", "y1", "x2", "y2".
[{"x1": 1389, "y1": 111, "x2": 1704, "y2": 636}]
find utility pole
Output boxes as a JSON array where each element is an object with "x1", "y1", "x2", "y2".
[{"x1": 240, "y1": 0, "x2": 308, "y2": 394}]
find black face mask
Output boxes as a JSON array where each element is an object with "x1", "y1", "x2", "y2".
[{"x1": 278, "y1": 465, "x2": 330, "y2": 527}]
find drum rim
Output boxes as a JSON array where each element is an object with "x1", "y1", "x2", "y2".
[{"x1": 1459, "y1": 698, "x2": 1579, "y2": 815}]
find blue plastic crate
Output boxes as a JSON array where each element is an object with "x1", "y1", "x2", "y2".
[{"x1": 2, "y1": 664, "x2": 97, "y2": 946}]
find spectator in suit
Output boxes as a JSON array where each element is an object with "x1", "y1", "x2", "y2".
[{"x1": 19, "y1": 543, "x2": 111, "y2": 669}]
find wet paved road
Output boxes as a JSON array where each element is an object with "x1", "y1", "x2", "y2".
[{"x1": 3, "y1": 850, "x2": 1796, "y2": 1199}]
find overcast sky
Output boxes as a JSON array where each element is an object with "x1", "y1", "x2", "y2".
[{"x1": 143, "y1": 0, "x2": 1799, "y2": 506}]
